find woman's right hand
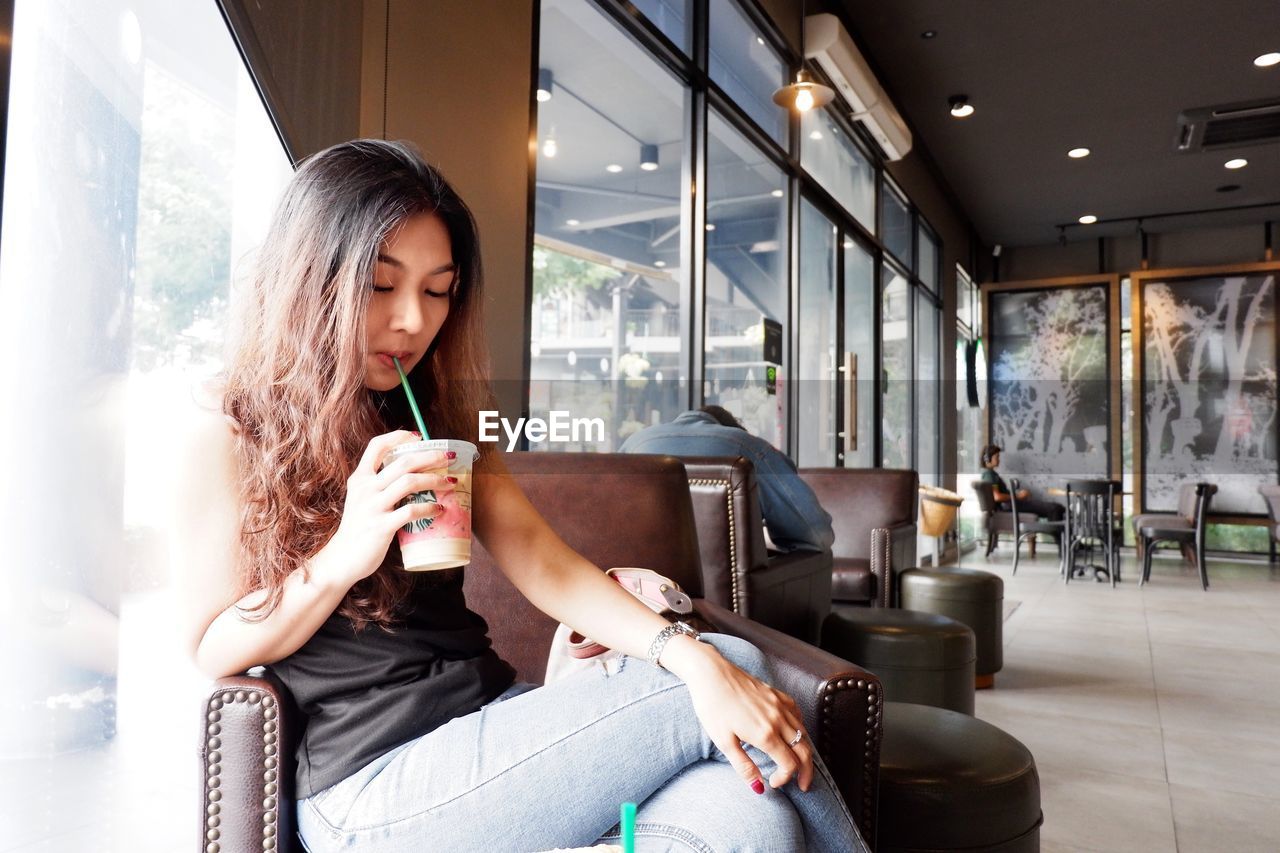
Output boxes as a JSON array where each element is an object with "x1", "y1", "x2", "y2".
[{"x1": 324, "y1": 430, "x2": 456, "y2": 585}]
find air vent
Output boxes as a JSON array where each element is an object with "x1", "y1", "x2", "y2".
[{"x1": 1176, "y1": 98, "x2": 1280, "y2": 152}]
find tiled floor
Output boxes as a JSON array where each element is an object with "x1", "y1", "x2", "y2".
[
  {"x1": 3, "y1": 551, "x2": 1278, "y2": 851},
  {"x1": 967, "y1": 546, "x2": 1280, "y2": 853}
]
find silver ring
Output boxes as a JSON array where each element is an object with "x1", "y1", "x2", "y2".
[{"x1": 788, "y1": 728, "x2": 803, "y2": 747}]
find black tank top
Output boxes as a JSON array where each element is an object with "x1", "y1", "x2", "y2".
[{"x1": 270, "y1": 567, "x2": 515, "y2": 797}]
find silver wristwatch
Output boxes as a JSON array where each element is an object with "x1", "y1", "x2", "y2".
[{"x1": 647, "y1": 620, "x2": 702, "y2": 668}]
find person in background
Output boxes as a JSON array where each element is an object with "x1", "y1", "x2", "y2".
[
  {"x1": 620, "y1": 405, "x2": 835, "y2": 553},
  {"x1": 979, "y1": 444, "x2": 1065, "y2": 521}
]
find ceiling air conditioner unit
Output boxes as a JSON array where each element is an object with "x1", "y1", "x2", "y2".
[{"x1": 805, "y1": 13, "x2": 912, "y2": 161}]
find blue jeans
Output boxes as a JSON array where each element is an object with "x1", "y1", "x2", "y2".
[{"x1": 297, "y1": 635, "x2": 868, "y2": 852}]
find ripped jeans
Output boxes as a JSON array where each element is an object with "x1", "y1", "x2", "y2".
[{"x1": 297, "y1": 634, "x2": 869, "y2": 852}]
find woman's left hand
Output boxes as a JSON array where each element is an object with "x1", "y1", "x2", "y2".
[{"x1": 668, "y1": 640, "x2": 814, "y2": 794}]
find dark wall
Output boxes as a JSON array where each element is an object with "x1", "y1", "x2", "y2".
[
  {"x1": 997, "y1": 221, "x2": 1277, "y2": 282},
  {"x1": 218, "y1": 0, "x2": 364, "y2": 160}
]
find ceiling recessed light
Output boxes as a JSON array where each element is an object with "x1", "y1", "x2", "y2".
[
  {"x1": 1068, "y1": 147, "x2": 1091, "y2": 159},
  {"x1": 605, "y1": 164, "x2": 623, "y2": 173},
  {"x1": 842, "y1": 239, "x2": 855, "y2": 249},
  {"x1": 1078, "y1": 214, "x2": 1098, "y2": 224},
  {"x1": 705, "y1": 223, "x2": 716, "y2": 231},
  {"x1": 808, "y1": 130, "x2": 823, "y2": 140},
  {"x1": 770, "y1": 189, "x2": 784, "y2": 198},
  {"x1": 756, "y1": 37, "x2": 765, "y2": 46},
  {"x1": 565, "y1": 218, "x2": 580, "y2": 226},
  {"x1": 1217, "y1": 184, "x2": 1241, "y2": 193},
  {"x1": 1225, "y1": 158, "x2": 1248, "y2": 169},
  {"x1": 536, "y1": 68, "x2": 554, "y2": 102},
  {"x1": 948, "y1": 95, "x2": 974, "y2": 118},
  {"x1": 654, "y1": 260, "x2": 667, "y2": 267},
  {"x1": 1254, "y1": 52, "x2": 1280, "y2": 67},
  {"x1": 921, "y1": 30, "x2": 937, "y2": 39}
]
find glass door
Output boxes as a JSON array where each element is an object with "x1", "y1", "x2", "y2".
[
  {"x1": 796, "y1": 196, "x2": 876, "y2": 468},
  {"x1": 843, "y1": 238, "x2": 876, "y2": 467},
  {"x1": 797, "y1": 199, "x2": 837, "y2": 466}
]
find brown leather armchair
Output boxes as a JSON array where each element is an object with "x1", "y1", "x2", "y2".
[
  {"x1": 798, "y1": 468, "x2": 919, "y2": 608},
  {"x1": 681, "y1": 456, "x2": 833, "y2": 645},
  {"x1": 198, "y1": 453, "x2": 882, "y2": 853}
]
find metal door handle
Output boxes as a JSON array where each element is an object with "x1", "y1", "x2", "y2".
[{"x1": 843, "y1": 351, "x2": 857, "y2": 452}]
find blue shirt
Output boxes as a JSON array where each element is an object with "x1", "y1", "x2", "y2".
[{"x1": 619, "y1": 411, "x2": 835, "y2": 552}]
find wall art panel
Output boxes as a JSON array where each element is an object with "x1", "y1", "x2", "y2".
[
  {"x1": 1139, "y1": 270, "x2": 1277, "y2": 515},
  {"x1": 987, "y1": 284, "x2": 1112, "y2": 495}
]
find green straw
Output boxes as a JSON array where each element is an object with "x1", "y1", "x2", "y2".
[
  {"x1": 620, "y1": 802, "x2": 636, "y2": 853},
  {"x1": 393, "y1": 357, "x2": 430, "y2": 440}
]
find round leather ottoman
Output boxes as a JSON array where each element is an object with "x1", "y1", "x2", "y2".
[
  {"x1": 821, "y1": 605, "x2": 976, "y2": 714},
  {"x1": 900, "y1": 567, "x2": 1004, "y2": 685},
  {"x1": 878, "y1": 702, "x2": 1042, "y2": 853}
]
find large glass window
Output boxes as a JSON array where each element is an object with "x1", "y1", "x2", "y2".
[
  {"x1": 531, "y1": 0, "x2": 949, "y2": 474},
  {"x1": 881, "y1": 178, "x2": 912, "y2": 265},
  {"x1": 800, "y1": 107, "x2": 875, "y2": 232},
  {"x1": 955, "y1": 266, "x2": 985, "y2": 546},
  {"x1": 881, "y1": 263, "x2": 912, "y2": 467},
  {"x1": 532, "y1": 0, "x2": 689, "y2": 450},
  {"x1": 631, "y1": 0, "x2": 690, "y2": 52},
  {"x1": 917, "y1": 222, "x2": 939, "y2": 293},
  {"x1": 916, "y1": 289, "x2": 940, "y2": 484},
  {"x1": 797, "y1": 199, "x2": 837, "y2": 466},
  {"x1": 704, "y1": 109, "x2": 787, "y2": 446},
  {"x1": 708, "y1": 0, "x2": 787, "y2": 147},
  {"x1": 0, "y1": 0, "x2": 291, "y2": 847}
]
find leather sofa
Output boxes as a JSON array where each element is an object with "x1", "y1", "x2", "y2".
[
  {"x1": 798, "y1": 468, "x2": 919, "y2": 608},
  {"x1": 682, "y1": 456, "x2": 833, "y2": 645},
  {"x1": 197, "y1": 452, "x2": 883, "y2": 853}
]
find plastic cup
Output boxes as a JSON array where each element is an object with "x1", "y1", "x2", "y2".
[{"x1": 383, "y1": 438, "x2": 478, "y2": 571}]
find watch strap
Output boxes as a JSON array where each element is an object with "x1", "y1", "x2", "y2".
[{"x1": 646, "y1": 620, "x2": 701, "y2": 668}]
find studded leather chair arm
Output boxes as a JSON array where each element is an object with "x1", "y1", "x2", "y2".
[
  {"x1": 693, "y1": 598, "x2": 883, "y2": 848},
  {"x1": 876, "y1": 521, "x2": 919, "y2": 608},
  {"x1": 682, "y1": 456, "x2": 834, "y2": 644},
  {"x1": 199, "y1": 670, "x2": 300, "y2": 853}
]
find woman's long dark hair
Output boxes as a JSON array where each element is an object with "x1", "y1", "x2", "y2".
[{"x1": 221, "y1": 139, "x2": 497, "y2": 630}]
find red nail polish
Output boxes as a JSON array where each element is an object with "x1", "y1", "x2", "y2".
[
  {"x1": 411, "y1": 431, "x2": 421, "y2": 438},
  {"x1": 749, "y1": 779, "x2": 765, "y2": 795},
  {"x1": 446, "y1": 451, "x2": 457, "y2": 459},
  {"x1": 447, "y1": 476, "x2": 458, "y2": 484}
]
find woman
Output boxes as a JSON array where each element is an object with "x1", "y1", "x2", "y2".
[{"x1": 174, "y1": 139, "x2": 867, "y2": 852}]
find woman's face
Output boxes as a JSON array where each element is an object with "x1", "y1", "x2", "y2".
[{"x1": 363, "y1": 212, "x2": 455, "y2": 391}]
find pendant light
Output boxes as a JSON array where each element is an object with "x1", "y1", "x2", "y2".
[{"x1": 771, "y1": 2, "x2": 834, "y2": 112}]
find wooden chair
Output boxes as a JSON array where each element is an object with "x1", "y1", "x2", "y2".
[
  {"x1": 970, "y1": 480, "x2": 1038, "y2": 559},
  {"x1": 1138, "y1": 483, "x2": 1217, "y2": 590},
  {"x1": 1007, "y1": 479, "x2": 1064, "y2": 575}
]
